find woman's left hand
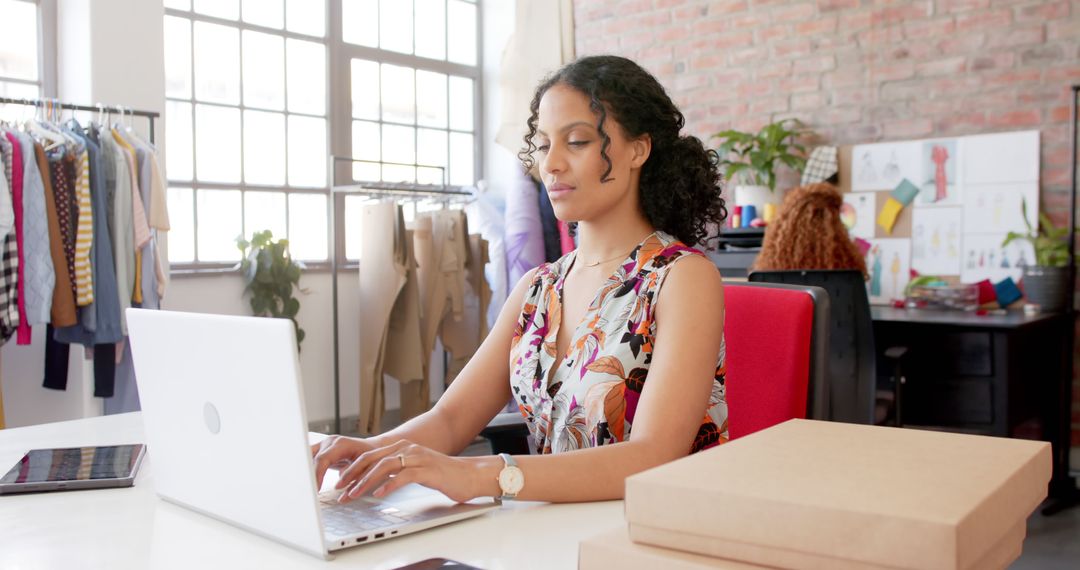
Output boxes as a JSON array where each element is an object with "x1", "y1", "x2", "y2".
[{"x1": 334, "y1": 439, "x2": 496, "y2": 504}]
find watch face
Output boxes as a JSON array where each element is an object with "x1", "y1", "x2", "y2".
[{"x1": 499, "y1": 466, "x2": 524, "y2": 495}]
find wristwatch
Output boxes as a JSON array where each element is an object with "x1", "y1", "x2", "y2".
[{"x1": 496, "y1": 453, "x2": 524, "y2": 500}]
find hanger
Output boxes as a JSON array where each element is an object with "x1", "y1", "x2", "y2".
[{"x1": 25, "y1": 99, "x2": 66, "y2": 152}]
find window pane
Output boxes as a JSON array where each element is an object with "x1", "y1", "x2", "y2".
[
  {"x1": 164, "y1": 17, "x2": 192, "y2": 99},
  {"x1": 243, "y1": 0, "x2": 284, "y2": 28},
  {"x1": 243, "y1": 31, "x2": 285, "y2": 110},
  {"x1": 166, "y1": 187, "x2": 195, "y2": 263},
  {"x1": 164, "y1": 0, "x2": 191, "y2": 9},
  {"x1": 288, "y1": 193, "x2": 328, "y2": 260},
  {"x1": 414, "y1": 0, "x2": 446, "y2": 60},
  {"x1": 286, "y1": 0, "x2": 325, "y2": 37},
  {"x1": 194, "y1": 22, "x2": 240, "y2": 104},
  {"x1": 0, "y1": 0, "x2": 39, "y2": 81},
  {"x1": 195, "y1": 104, "x2": 242, "y2": 183},
  {"x1": 243, "y1": 191, "x2": 287, "y2": 241},
  {"x1": 416, "y1": 70, "x2": 447, "y2": 128},
  {"x1": 351, "y1": 120, "x2": 380, "y2": 181},
  {"x1": 350, "y1": 59, "x2": 379, "y2": 120},
  {"x1": 243, "y1": 110, "x2": 286, "y2": 185},
  {"x1": 342, "y1": 0, "x2": 378, "y2": 47},
  {"x1": 196, "y1": 189, "x2": 243, "y2": 262},
  {"x1": 448, "y1": 76, "x2": 473, "y2": 132},
  {"x1": 447, "y1": 0, "x2": 476, "y2": 65},
  {"x1": 0, "y1": 81, "x2": 39, "y2": 116},
  {"x1": 382, "y1": 124, "x2": 415, "y2": 183},
  {"x1": 449, "y1": 132, "x2": 473, "y2": 186},
  {"x1": 165, "y1": 101, "x2": 194, "y2": 181},
  {"x1": 286, "y1": 39, "x2": 326, "y2": 115},
  {"x1": 381, "y1": 63, "x2": 414, "y2": 124},
  {"x1": 193, "y1": 0, "x2": 239, "y2": 20},
  {"x1": 379, "y1": 0, "x2": 412, "y2": 54},
  {"x1": 288, "y1": 115, "x2": 326, "y2": 187},
  {"x1": 417, "y1": 128, "x2": 447, "y2": 185}
]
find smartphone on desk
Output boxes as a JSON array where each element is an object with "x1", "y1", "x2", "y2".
[
  {"x1": 0, "y1": 444, "x2": 146, "y2": 495},
  {"x1": 391, "y1": 558, "x2": 484, "y2": 570}
]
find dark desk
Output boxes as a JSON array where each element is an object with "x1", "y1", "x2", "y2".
[
  {"x1": 871, "y1": 307, "x2": 1075, "y2": 501},
  {"x1": 870, "y1": 307, "x2": 1067, "y2": 437}
]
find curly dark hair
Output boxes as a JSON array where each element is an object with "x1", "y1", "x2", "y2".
[
  {"x1": 752, "y1": 183, "x2": 868, "y2": 276},
  {"x1": 518, "y1": 55, "x2": 727, "y2": 247}
]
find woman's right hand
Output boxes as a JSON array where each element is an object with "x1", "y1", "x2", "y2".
[{"x1": 311, "y1": 435, "x2": 377, "y2": 490}]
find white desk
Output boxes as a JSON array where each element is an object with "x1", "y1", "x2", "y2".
[{"x1": 0, "y1": 413, "x2": 625, "y2": 569}]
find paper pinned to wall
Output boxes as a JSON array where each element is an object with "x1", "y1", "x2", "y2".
[
  {"x1": 962, "y1": 182, "x2": 1039, "y2": 234},
  {"x1": 841, "y1": 192, "x2": 876, "y2": 239},
  {"x1": 917, "y1": 138, "x2": 962, "y2": 206},
  {"x1": 961, "y1": 130, "x2": 1040, "y2": 185},
  {"x1": 852, "y1": 141, "x2": 923, "y2": 192},
  {"x1": 864, "y1": 238, "x2": 912, "y2": 305},
  {"x1": 960, "y1": 233, "x2": 1034, "y2": 284},
  {"x1": 911, "y1": 207, "x2": 963, "y2": 276},
  {"x1": 877, "y1": 197, "x2": 903, "y2": 234}
]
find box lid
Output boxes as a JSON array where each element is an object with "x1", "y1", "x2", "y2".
[{"x1": 625, "y1": 420, "x2": 1050, "y2": 570}]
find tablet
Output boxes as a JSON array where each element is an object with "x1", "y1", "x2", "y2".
[{"x1": 0, "y1": 444, "x2": 146, "y2": 495}]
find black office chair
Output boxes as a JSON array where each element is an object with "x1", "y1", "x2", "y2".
[{"x1": 749, "y1": 269, "x2": 879, "y2": 424}]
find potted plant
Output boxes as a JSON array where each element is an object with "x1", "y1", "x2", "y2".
[
  {"x1": 711, "y1": 118, "x2": 808, "y2": 214},
  {"x1": 1002, "y1": 199, "x2": 1076, "y2": 312},
  {"x1": 236, "y1": 230, "x2": 307, "y2": 349}
]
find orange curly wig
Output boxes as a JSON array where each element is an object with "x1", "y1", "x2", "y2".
[{"x1": 752, "y1": 182, "x2": 868, "y2": 275}]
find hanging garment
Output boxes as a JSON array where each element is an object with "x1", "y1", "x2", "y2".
[
  {"x1": 36, "y1": 143, "x2": 77, "y2": 328},
  {"x1": 504, "y1": 169, "x2": 545, "y2": 286},
  {"x1": 71, "y1": 141, "x2": 94, "y2": 307},
  {"x1": 356, "y1": 201, "x2": 408, "y2": 434},
  {"x1": 14, "y1": 133, "x2": 55, "y2": 327},
  {"x1": 100, "y1": 134, "x2": 134, "y2": 336},
  {"x1": 54, "y1": 130, "x2": 123, "y2": 345},
  {"x1": 102, "y1": 342, "x2": 135, "y2": 413},
  {"x1": 442, "y1": 233, "x2": 492, "y2": 385},
  {"x1": 415, "y1": 209, "x2": 468, "y2": 378},
  {"x1": 536, "y1": 182, "x2": 561, "y2": 263},
  {"x1": 0, "y1": 139, "x2": 17, "y2": 342},
  {"x1": 383, "y1": 226, "x2": 428, "y2": 422},
  {"x1": 111, "y1": 129, "x2": 150, "y2": 307},
  {"x1": 5, "y1": 132, "x2": 30, "y2": 345},
  {"x1": 48, "y1": 149, "x2": 78, "y2": 307}
]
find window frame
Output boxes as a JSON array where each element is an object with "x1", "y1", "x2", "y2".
[
  {"x1": 0, "y1": 0, "x2": 57, "y2": 100},
  {"x1": 166, "y1": 0, "x2": 483, "y2": 273}
]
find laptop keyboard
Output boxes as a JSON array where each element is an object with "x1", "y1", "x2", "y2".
[{"x1": 318, "y1": 491, "x2": 417, "y2": 538}]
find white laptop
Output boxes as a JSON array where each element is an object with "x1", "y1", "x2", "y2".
[{"x1": 126, "y1": 308, "x2": 498, "y2": 559}]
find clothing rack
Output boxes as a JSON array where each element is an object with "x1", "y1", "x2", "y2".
[
  {"x1": 328, "y1": 156, "x2": 471, "y2": 434},
  {"x1": 0, "y1": 97, "x2": 159, "y2": 144}
]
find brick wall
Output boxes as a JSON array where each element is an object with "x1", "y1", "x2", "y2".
[{"x1": 574, "y1": 0, "x2": 1080, "y2": 447}]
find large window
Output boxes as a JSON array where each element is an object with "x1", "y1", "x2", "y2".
[
  {"x1": 0, "y1": 0, "x2": 51, "y2": 107},
  {"x1": 164, "y1": 0, "x2": 481, "y2": 269}
]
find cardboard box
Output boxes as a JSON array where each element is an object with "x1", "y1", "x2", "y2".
[
  {"x1": 579, "y1": 526, "x2": 771, "y2": 570},
  {"x1": 579, "y1": 524, "x2": 1025, "y2": 570},
  {"x1": 625, "y1": 419, "x2": 1050, "y2": 570}
]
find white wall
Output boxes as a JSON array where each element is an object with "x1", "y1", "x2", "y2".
[{"x1": 4, "y1": 0, "x2": 517, "y2": 430}]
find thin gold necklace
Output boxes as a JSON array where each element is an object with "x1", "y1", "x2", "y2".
[
  {"x1": 580, "y1": 251, "x2": 629, "y2": 268},
  {"x1": 578, "y1": 232, "x2": 657, "y2": 267}
]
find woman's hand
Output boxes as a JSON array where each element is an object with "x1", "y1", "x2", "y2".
[
  {"x1": 334, "y1": 440, "x2": 499, "y2": 504},
  {"x1": 311, "y1": 435, "x2": 378, "y2": 490}
]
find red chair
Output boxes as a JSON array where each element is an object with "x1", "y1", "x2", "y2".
[{"x1": 724, "y1": 282, "x2": 830, "y2": 440}]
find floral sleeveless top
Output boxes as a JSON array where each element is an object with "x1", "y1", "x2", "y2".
[{"x1": 509, "y1": 231, "x2": 728, "y2": 455}]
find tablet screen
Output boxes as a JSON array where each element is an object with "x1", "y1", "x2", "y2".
[{"x1": 1, "y1": 444, "x2": 145, "y2": 484}]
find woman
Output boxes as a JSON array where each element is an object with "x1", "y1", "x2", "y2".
[
  {"x1": 313, "y1": 55, "x2": 728, "y2": 504},
  {"x1": 752, "y1": 182, "x2": 868, "y2": 275}
]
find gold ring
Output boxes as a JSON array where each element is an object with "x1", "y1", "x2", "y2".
[{"x1": 398, "y1": 454, "x2": 406, "y2": 469}]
